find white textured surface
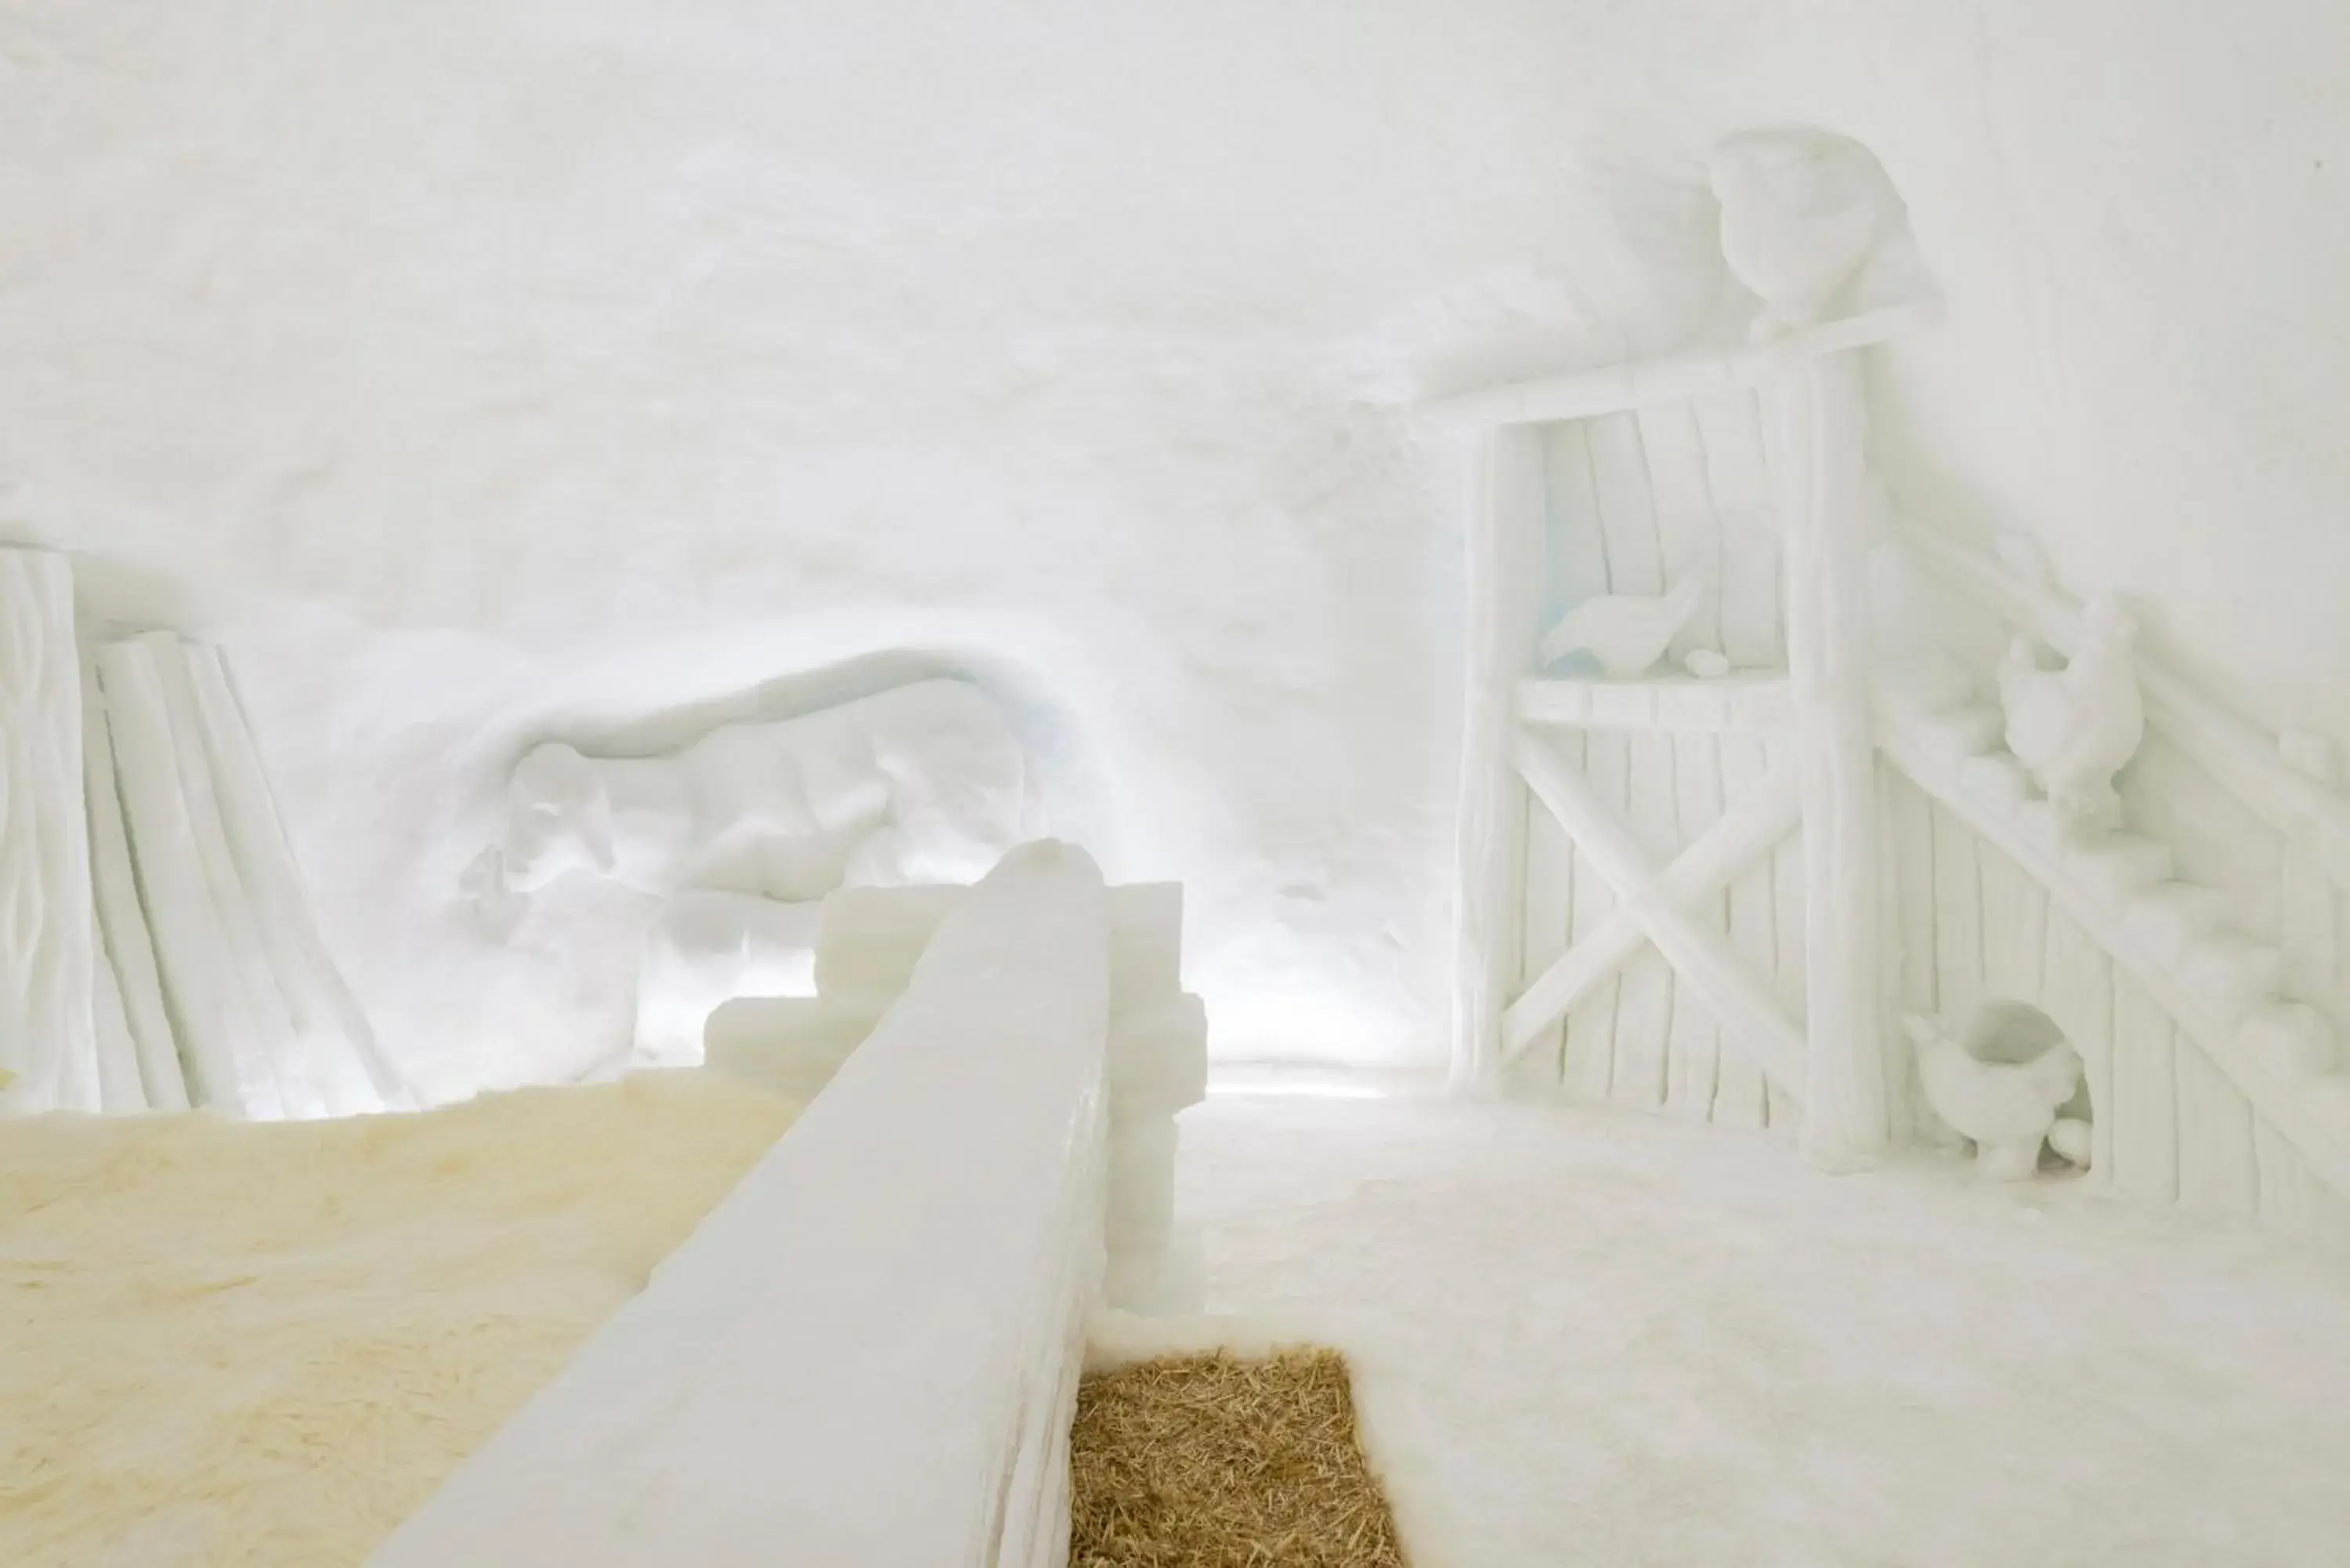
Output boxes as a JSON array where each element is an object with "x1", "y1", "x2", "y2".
[
  {"x1": 1186, "y1": 1092, "x2": 2350, "y2": 1568},
  {"x1": 370, "y1": 841, "x2": 1112, "y2": 1568},
  {"x1": 0, "y1": 547, "x2": 96, "y2": 1115},
  {"x1": 4, "y1": 3, "x2": 2348, "y2": 1093}
]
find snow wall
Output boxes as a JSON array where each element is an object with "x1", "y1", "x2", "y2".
[{"x1": 3, "y1": 0, "x2": 2344, "y2": 1093}]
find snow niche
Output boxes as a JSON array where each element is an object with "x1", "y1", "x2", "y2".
[{"x1": 457, "y1": 664, "x2": 1062, "y2": 1084}]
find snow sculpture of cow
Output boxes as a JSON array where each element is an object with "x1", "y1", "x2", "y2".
[{"x1": 463, "y1": 679, "x2": 1046, "y2": 1064}]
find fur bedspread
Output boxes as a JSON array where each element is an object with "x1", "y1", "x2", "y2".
[{"x1": 0, "y1": 1071, "x2": 798, "y2": 1567}]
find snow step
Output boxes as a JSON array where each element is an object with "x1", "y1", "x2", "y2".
[
  {"x1": 2063, "y1": 833, "x2": 2176, "y2": 907},
  {"x1": 2177, "y1": 938, "x2": 2286, "y2": 1031},
  {"x1": 2119, "y1": 884, "x2": 2233, "y2": 966},
  {"x1": 2012, "y1": 799, "x2": 2070, "y2": 859},
  {"x1": 1911, "y1": 703, "x2": 2006, "y2": 764},
  {"x1": 1878, "y1": 653, "x2": 1979, "y2": 714},
  {"x1": 1957, "y1": 753, "x2": 2031, "y2": 816},
  {"x1": 2237, "y1": 1003, "x2": 2340, "y2": 1079}
]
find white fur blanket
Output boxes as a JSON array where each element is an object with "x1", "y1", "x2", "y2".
[{"x1": 0, "y1": 1072, "x2": 797, "y2": 1567}]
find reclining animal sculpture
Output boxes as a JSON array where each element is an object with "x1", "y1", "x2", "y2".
[{"x1": 463, "y1": 679, "x2": 1046, "y2": 1064}]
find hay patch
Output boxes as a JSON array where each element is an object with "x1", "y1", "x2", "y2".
[{"x1": 1071, "y1": 1348, "x2": 1407, "y2": 1566}]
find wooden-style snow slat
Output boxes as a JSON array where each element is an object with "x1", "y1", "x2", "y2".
[
  {"x1": 1764, "y1": 732, "x2": 1806, "y2": 1132},
  {"x1": 1883, "y1": 768, "x2": 1940, "y2": 1134},
  {"x1": 1978, "y1": 842, "x2": 2037, "y2": 1004},
  {"x1": 1574, "y1": 730, "x2": 1633, "y2": 1096},
  {"x1": 1871, "y1": 768, "x2": 1911, "y2": 1142},
  {"x1": 1544, "y1": 420, "x2": 1616, "y2": 1096},
  {"x1": 2278, "y1": 735, "x2": 2340, "y2": 1020},
  {"x1": 1614, "y1": 733, "x2": 1678, "y2": 1111},
  {"x1": 1520, "y1": 784, "x2": 1574, "y2": 1087},
  {"x1": 2041, "y1": 904, "x2": 2117, "y2": 1183},
  {"x1": 2109, "y1": 974, "x2": 2181, "y2": 1207},
  {"x1": 82, "y1": 664, "x2": 188, "y2": 1111},
  {"x1": 99, "y1": 639, "x2": 286, "y2": 1118},
  {"x1": 1636, "y1": 399, "x2": 1726, "y2": 660},
  {"x1": 1665, "y1": 732, "x2": 1727, "y2": 1120},
  {"x1": 2174, "y1": 1034, "x2": 2261, "y2": 1220},
  {"x1": 143, "y1": 634, "x2": 321, "y2": 1118},
  {"x1": 1586, "y1": 410, "x2": 1663, "y2": 618},
  {"x1": 0, "y1": 547, "x2": 98, "y2": 1115},
  {"x1": 1690, "y1": 389, "x2": 1783, "y2": 671},
  {"x1": 1712, "y1": 735, "x2": 1776, "y2": 1129},
  {"x1": 1930, "y1": 799, "x2": 1984, "y2": 1028},
  {"x1": 2254, "y1": 1122, "x2": 2350, "y2": 1243},
  {"x1": 90, "y1": 920, "x2": 147, "y2": 1113}
]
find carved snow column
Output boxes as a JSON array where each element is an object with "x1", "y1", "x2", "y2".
[
  {"x1": 0, "y1": 547, "x2": 99, "y2": 1115},
  {"x1": 1764, "y1": 355, "x2": 1889, "y2": 1166},
  {"x1": 1450, "y1": 426, "x2": 1546, "y2": 1093}
]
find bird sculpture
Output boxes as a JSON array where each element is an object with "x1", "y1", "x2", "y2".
[
  {"x1": 1710, "y1": 128, "x2": 1898, "y2": 344},
  {"x1": 1905, "y1": 1003, "x2": 2091, "y2": 1180},
  {"x1": 1997, "y1": 594, "x2": 2144, "y2": 833},
  {"x1": 1540, "y1": 575, "x2": 1706, "y2": 679}
]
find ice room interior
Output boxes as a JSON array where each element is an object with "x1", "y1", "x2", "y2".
[{"x1": 6, "y1": 3, "x2": 2350, "y2": 1566}]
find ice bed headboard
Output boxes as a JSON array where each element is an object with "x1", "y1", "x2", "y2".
[{"x1": 366, "y1": 840, "x2": 1112, "y2": 1568}]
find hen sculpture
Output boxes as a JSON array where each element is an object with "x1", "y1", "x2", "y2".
[
  {"x1": 1905, "y1": 1003, "x2": 2091, "y2": 1180},
  {"x1": 1709, "y1": 128, "x2": 1900, "y2": 344},
  {"x1": 1997, "y1": 594, "x2": 2144, "y2": 832},
  {"x1": 1539, "y1": 575, "x2": 1706, "y2": 679}
]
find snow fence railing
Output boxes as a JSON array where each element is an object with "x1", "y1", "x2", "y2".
[{"x1": 367, "y1": 840, "x2": 1113, "y2": 1568}]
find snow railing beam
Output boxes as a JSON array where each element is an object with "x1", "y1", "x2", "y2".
[
  {"x1": 1899, "y1": 521, "x2": 2350, "y2": 891},
  {"x1": 1418, "y1": 299, "x2": 1940, "y2": 432}
]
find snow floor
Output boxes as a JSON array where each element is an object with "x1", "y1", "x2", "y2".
[{"x1": 1180, "y1": 1092, "x2": 2350, "y2": 1568}]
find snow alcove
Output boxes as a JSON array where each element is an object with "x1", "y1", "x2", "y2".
[{"x1": 5, "y1": 5, "x2": 2350, "y2": 1565}]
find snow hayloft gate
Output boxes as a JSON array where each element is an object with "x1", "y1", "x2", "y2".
[{"x1": 1435, "y1": 305, "x2": 2350, "y2": 1242}]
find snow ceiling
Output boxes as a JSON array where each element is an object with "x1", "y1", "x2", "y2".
[{"x1": 3, "y1": 0, "x2": 2344, "y2": 1096}]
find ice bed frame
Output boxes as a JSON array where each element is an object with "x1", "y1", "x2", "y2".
[{"x1": 365, "y1": 840, "x2": 1206, "y2": 1568}]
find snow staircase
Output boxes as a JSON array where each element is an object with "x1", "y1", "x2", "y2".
[{"x1": 1874, "y1": 654, "x2": 2350, "y2": 1217}]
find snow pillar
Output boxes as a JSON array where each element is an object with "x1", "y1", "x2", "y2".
[
  {"x1": 99, "y1": 637, "x2": 289, "y2": 1117},
  {"x1": 82, "y1": 665, "x2": 190, "y2": 1110},
  {"x1": 1451, "y1": 426, "x2": 1546, "y2": 1094},
  {"x1": 1767, "y1": 354, "x2": 1889, "y2": 1167},
  {"x1": 0, "y1": 547, "x2": 98, "y2": 1114}
]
